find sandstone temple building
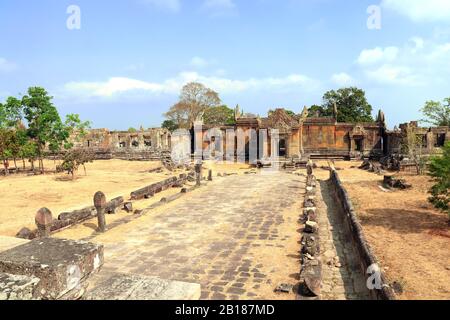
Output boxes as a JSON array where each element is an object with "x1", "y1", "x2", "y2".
[{"x1": 75, "y1": 107, "x2": 449, "y2": 161}]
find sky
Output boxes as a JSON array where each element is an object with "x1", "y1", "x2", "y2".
[{"x1": 0, "y1": 0, "x2": 450, "y2": 130}]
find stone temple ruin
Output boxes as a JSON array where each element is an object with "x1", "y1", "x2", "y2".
[
  {"x1": 1, "y1": 106, "x2": 449, "y2": 301},
  {"x1": 71, "y1": 128, "x2": 172, "y2": 161},
  {"x1": 194, "y1": 106, "x2": 449, "y2": 162}
]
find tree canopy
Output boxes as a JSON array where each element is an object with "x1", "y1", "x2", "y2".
[
  {"x1": 164, "y1": 82, "x2": 221, "y2": 128},
  {"x1": 0, "y1": 87, "x2": 90, "y2": 175},
  {"x1": 203, "y1": 105, "x2": 236, "y2": 126},
  {"x1": 309, "y1": 87, "x2": 375, "y2": 123},
  {"x1": 421, "y1": 98, "x2": 450, "y2": 127}
]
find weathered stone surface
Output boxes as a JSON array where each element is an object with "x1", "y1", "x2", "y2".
[
  {"x1": 130, "y1": 176, "x2": 181, "y2": 200},
  {"x1": 305, "y1": 221, "x2": 318, "y2": 234},
  {"x1": 84, "y1": 273, "x2": 201, "y2": 300},
  {"x1": 105, "y1": 196, "x2": 124, "y2": 214},
  {"x1": 0, "y1": 238, "x2": 104, "y2": 300},
  {"x1": 0, "y1": 273, "x2": 40, "y2": 300},
  {"x1": 123, "y1": 202, "x2": 133, "y2": 213},
  {"x1": 58, "y1": 207, "x2": 96, "y2": 222},
  {"x1": 15, "y1": 228, "x2": 34, "y2": 240}
]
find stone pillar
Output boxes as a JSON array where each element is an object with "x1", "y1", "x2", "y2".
[
  {"x1": 35, "y1": 208, "x2": 53, "y2": 238},
  {"x1": 195, "y1": 163, "x2": 202, "y2": 186},
  {"x1": 94, "y1": 192, "x2": 107, "y2": 233},
  {"x1": 208, "y1": 169, "x2": 213, "y2": 181}
]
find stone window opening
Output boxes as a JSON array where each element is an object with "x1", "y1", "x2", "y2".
[
  {"x1": 119, "y1": 141, "x2": 126, "y2": 148},
  {"x1": 355, "y1": 138, "x2": 364, "y2": 152},
  {"x1": 435, "y1": 134, "x2": 446, "y2": 147},
  {"x1": 144, "y1": 140, "x2": 152, "y2": 147},
  {"x1": 132, "y1": 140, "x2": 139, "y2": 148}
]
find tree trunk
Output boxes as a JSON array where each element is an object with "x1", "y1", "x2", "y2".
[
  {"x1": 22, "y1": 158, "x2": 26, "y2": 170},
  {"x1": 13, "y1": 158, "x2": 17, "y2": 171},
  {"x1": 3, "y1": 159, "x2": 9, "y2": 176},
  {"x1": 83, "y1": 164, "x2": 87, "y2": 176}
]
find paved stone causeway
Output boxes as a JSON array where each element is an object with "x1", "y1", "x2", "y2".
[
  {"x1": 317, "y1": 180, "x2": 371, "y2": 300},
  {"x1": 88, "y1": 172, "x2": 305, "y2": 300}
]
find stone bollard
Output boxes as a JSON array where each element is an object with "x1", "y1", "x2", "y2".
[
  {"x1": 35, "y1": 208, "x2": 53, "y2": 238},
  {"x1": 94, "y1": 191, "x2": 107, "y2": 233},
  {"x1": 306, "y1": 160, "x2": 314, "y2": 176},
  {"x1": 195, "y1": 163, "x2": 202, "y2": 187},
  {"x1": 208, "y1": 169, "x2": 213, "y2": 181}
]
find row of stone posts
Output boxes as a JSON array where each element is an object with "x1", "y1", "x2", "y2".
[
  {"x1": 35, "y1": 191, "x2": 110, "y2": 238},
  {"x1": 299, "y1": 160, "x2": 322, "y2": 299}
]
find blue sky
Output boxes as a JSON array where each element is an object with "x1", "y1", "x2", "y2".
[{"x1": 1, "y1": 0, "x2": 450, "y2": 129}]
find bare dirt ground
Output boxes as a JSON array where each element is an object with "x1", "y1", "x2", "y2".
[
  {"x1": 314, "y1": 161, "x2": 450, "y2": 300},
  {"x1": 0, "y1": 159, "x2": 165, "y2": 236}
]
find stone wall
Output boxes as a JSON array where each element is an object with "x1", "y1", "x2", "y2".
[
  {"x1": 69, "y1": 128, "x2": 171, "y2": 161},
  {"x1": 329, "y1": 168, "x2": 396, "y2": 300}
]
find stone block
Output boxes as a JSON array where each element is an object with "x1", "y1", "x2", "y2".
[
  {"x1": 0, "y1": 273, "x2": 40, "y2": 300},
  {"x1": 0, "y1": 238, "x2": 104, "y2": 300},
  {"x1": 84, "y1": 273, "x2": 201, "y2": 300}
]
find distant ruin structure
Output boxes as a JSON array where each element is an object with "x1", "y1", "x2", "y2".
[{"x1": 72, "y1": 128, "x2": 171, "y2": 160}]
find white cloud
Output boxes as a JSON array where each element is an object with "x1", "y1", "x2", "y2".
[
  {"x1": 140, "y1": 0, "x2": 181, "y2": 12},
  {"x1": 62, "y1": 72, "x2": 319, "y2": 100},
  {"x1": 382, "y1": 0, "x2": 450, "y2": 22},
  {"x1": 331, "y1": 73, "x2": 355, "y2": 86},
  {"x1": 357, "y1": 47, "x2": 399, "y2": 65},
  {"x1": 201, "y1": 0, "x2": 237, "y2": 17},
  {"x1": 203, "y1": 0, "x2": 235, "y2": 9},
  {"x1": 357, "y1": 36, "x2": 450, "y2": 86},
  {"x1": 365, "y1": 65, "x2": 420, "y2": 86},
  {"x1": 189, "y1": 57, "x2": 211, "y2": 68},
  {"x1": 0, "y1": 58, "x2": 17, "y2": 72}
]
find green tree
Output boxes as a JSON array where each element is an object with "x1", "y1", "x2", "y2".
[
  {"x1": 22, "y1": 87, "x2": 65, "y2": 173},
  {"x1": 128, "y1": 127, "x2": 137, "y2": 133},
  {"x1": 322, "y1": 87, "x2": 374, "y2": 123},
  {"x1": 203, "y1": 105, "x2": 236, "y2": 126},
  {"x1": 308, "y1": 105, "x2": 328, "y2": 118},
  {"x1": 428, "y1": 142, "x2": 450, "y2": 222},
  {"x1": 0, "y1": 128, "x2": 14, "y2": 175},
  {"x1": 421, "y1": 98, "x2": 450, "y2": 127},
  {"x1": 164, "y1": 82, "x2": 221, "y2": 128},
  {"x1": 162, "y1": 120, "x2": 178, "y2": 132},
  {"x1": 64, "y1": 114, "x2": 91, "y2": 149}
]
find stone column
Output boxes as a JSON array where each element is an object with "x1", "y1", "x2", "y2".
[
  {"x1": 35, "y1": 208, "x2": 53, "y2": 238},
  {"x1": 94, "y1": 192, "x2": 107, "y2": 233},
  {"x1": 195, "y1": 163, "x2": 202, "y2": 186},
  {"x1": 208, "y1": 169, "x2": 213, "y2": 181}
]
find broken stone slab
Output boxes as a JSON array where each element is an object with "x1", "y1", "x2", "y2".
[
  {"x1": 123, "y1": 202, "x2": 133, "y2": 213},
  {"x1": 105, "y1": 196, "x2": 125, "y2": 214},
  {"x1": 58, "y1": 207, "x2": 96, "y2": 222},
  {"x1": 274, "y1": 283, "x2": 294, "y2": 294},
  {"x1": 0, "y1": 273, "x2": 40, "y2": 300},
  {"x1": 304, "y1": 198, "x2": 316, "y2": 209},
  {"x1": 84, "y1": 273, "x2": 201, "y2": 300},
  {"x1": 299, "y1": 260, "x2": 322, "y2": 298},
  {"x1": 304, "y1": 221, "x2": 319, "y2": 234},
  {"x1": 0, "y1": 238, "x2": 104, "y2": 300}
]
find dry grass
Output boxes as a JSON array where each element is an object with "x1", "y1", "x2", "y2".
[
  {"x1": 0, "y1": 159, "x2": 167, "y2": 236},
  {"x1": 314, "y1": 160, "x2": 450, "y2": 300}
]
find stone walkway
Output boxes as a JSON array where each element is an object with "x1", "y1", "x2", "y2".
[
  {"x1": 316, "y1": 180, "x2": 371, "y2": 300},
  {"x1": 87, "y1": 172, "x2": 305, "y2": 300}
]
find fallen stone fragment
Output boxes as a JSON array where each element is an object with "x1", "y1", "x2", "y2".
[
  {"x1": 274, "y1": 283, "x2": 294, "y2": 293},
  {"x1": 304, "y1": 221, "x2": 318, "y2": 234}
]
